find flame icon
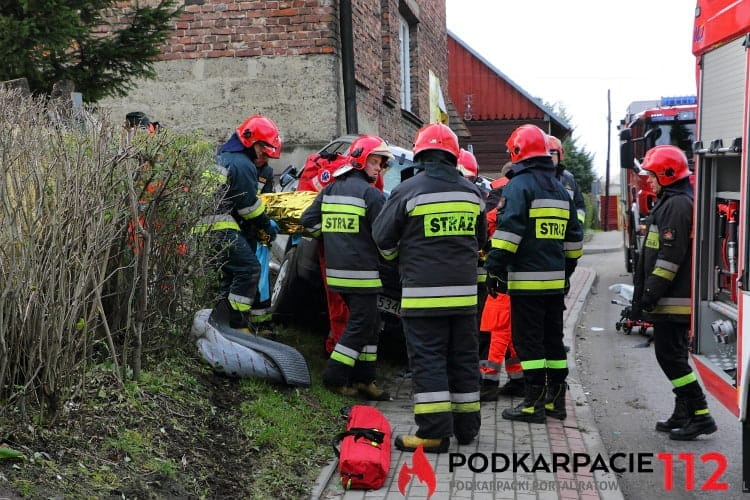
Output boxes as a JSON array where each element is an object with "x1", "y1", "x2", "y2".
[{"x1": 397, "y1": 445, "x2": 437, "y2": 498}]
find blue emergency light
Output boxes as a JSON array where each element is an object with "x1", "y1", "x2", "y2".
[{"x1": 660, "y1": 96, "x2": 697, "y2": 106}]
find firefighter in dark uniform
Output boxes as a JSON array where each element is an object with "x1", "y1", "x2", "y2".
[
  {"x1": 301, "y1": 135, "x2": 393, "y2": 401},
  {"x1": 547, "y1": 135, "x2": 586, "y2": 227},
  {"x1": 373, "y1": 123, "x2": 487, "y2": 453},
  {"x1": 631, "y1": 145, "x2": 717, "y2": 440},
  {"x1": 485, "y1": 124, "x2": 583, "y2": 423},
  {"x1": 194, "y1": 115, "x2": 281, "y2": 332}
]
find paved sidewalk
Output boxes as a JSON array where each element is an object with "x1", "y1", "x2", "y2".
[{"x1": 311, "y1": 232, "x2": 624, "y2": 500}]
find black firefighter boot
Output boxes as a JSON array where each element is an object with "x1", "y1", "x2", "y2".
[
  {"x1": 480, "y1": 379, "x2": 500, "y2": 402},
  {"x1": 497, "y1": 377, "x2": 525, "y2": 397},
  {"x1": 501, "y1": 383, "x2": 546, "y2": 423},
  {"x1": 669, "y1": 397, "x2": 718, "y2": 440},
  {"x1": 655, "y1": 397, "x2": 689, "y2": 433},
  {"x1": 544, "y1": 383, "x2": 568, "y2": 420}
]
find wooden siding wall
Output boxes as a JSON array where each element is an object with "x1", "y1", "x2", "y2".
[{"x1": 463, "y1": 119, "x2": 552, "y2": 178}]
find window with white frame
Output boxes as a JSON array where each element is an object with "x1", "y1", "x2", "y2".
[{"x1": 399, "y1": 14, "x2": 412, "y2": 112}]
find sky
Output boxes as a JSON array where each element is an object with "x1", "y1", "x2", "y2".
[{"x1": 445, "y1": 0, "x2": 697, "y2": 180}]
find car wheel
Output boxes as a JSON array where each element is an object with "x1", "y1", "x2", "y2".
[
  {"x1": 270, "y1": 245, "x2": 328, "y2": 327},
  {"x1": 271, "y1": 245, "x2": 299, "y2": 317}
]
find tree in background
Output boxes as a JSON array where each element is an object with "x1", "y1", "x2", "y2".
[
  {"x1": 561, "y1": 135, "x2": 596, "y2": 195},
  {"x1": 549, "y1": 103, "x2": 596, "y2": 194},
  {"x1": 0, "y1": 0, "x2": 180, "y2": 102}
]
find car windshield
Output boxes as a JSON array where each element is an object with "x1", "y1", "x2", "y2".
[{"x1": 382, "y1": 153, "x2": 417, "y2": 196}]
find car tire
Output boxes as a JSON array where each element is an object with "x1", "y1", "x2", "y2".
[
  {"x1": 271, "y1": 245, "x2": 300, "y2": 318},
  {"x1": 270, "y1": 245, "x2": 327, "y2": 327}
]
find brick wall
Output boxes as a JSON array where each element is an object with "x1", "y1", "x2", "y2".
[{"x1": 100, "y1": 0, "x2": 448, "y2": 170}]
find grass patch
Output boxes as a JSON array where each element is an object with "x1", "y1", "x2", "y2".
[{"x1": 0, "y1": 322, "x2": 408, "y2": 498}]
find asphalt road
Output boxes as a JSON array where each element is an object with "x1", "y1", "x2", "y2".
[{"x1": 574, "y1": 249, "x2": 744, "y2": 499}]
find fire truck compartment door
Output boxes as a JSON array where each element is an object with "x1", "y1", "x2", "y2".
[
  {"x1": 740, "y1": 291, "x2": 750, "y2": 420},
  {"x1": 699, "y1": 35, "x2": 746, "y2": 146}
]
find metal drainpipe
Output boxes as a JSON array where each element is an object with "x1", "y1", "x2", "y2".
[{"x1": 339, "y1": 0, "x2": 358, "y2": 134}]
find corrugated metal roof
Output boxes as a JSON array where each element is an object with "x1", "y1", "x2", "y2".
[{"x1": 447, "y1": 31, "x2": 571, "y2": 130}]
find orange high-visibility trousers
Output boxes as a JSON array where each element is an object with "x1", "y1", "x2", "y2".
[
  {"x1": 317, "y1": 245, "x2": 350, "y2": 354},
  {"x1": 479, "y1": 293, "x2": 511, "y2": 381}
]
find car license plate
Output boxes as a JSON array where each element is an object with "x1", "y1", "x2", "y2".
[{"x1": 377, "y1": 295, "x2": 401, "y2": 316}]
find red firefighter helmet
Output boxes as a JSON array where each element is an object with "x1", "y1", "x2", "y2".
[
  {"x1": 457, "y1": 148, "x2": 479, "y2": 179},
  {"x1": 349, "y1": 135, "x2": 393, "y2": 168},
  {"x1": 334, "y1": 135, "x2": 393, "y2": 178},
  {"x1": 640, "y1": 145, "x2": 690, "y2": 186},
  {"x1": 413, "y1": 123, "x2": 460, "y2": 160},
  {"x1": 546, "y1": 135, "x2": 564, "y2": 161},
  {"x1": 506, "y1": 124, "x2": 550, "y2": 163},
  {"x1": 236, "y1": 114, "x2": 282, "y2": 158}
]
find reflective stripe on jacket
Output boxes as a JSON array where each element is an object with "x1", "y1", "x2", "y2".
[
  {"x1": 485, "y1": 157, "x2": 583, "y2": 295},
  {"x1": 300, "y1": 170, "x2": 385, "y2": 293},
  {"x1": 193, "y1": 151, "x2": 268, "y2": 235},
  {"x1": 633, "y1": 178, "x2": 693, "y2": 322},
  {"x1": 372, "y1": 161, "x2": 487, "y2": 317}
]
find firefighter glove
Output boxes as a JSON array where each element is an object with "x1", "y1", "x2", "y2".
[
  {"x1": 641, "y1": 298, "x2": 656, "y2": 313},
  {"x1": 268, "y1": 219, "x2": 280, "y2": 238},
  {"x1": 486, "y1": 272, "x2": 507, "y2": 298}
]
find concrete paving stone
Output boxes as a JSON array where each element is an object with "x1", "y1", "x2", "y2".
[
  {"x1": 547, "y1": 426, "x2": 566, "y2": 435},
  {"x1": 564, "y1": 427, "x2": 583, "y2": 440},
  {"x1": 362, "y1": 490, "x2": 385, "y2": 499},
  {"x1": 433, "y1": 483, "x2": 452, "y2": 494},
  {"x1": 516, "y1": 494, "x2": 538, "y2": 500},
  {"x1": 448, "y1": 488, "x2": 472, "y2": 498},
  {"x1": 477, "y1": 441, "x2": 496, "y2": 452},
  {"x1": 533, "y1": 432, "x2": 554, "y2": 442},
  {"x1": 537, "y1": 490, "x2": 562, "y2": 500},
  {"x1": 560, "y1": 488, "x2": 582, "y2": 499},
  {"x1": 495, "y1": 440, "x2": 515, "y2": 451},
  {"x1": 342, "y1": 491, "x2": 365, "y2": 500},
  {"x1": 555, "y1": 471, "x2": 576, "y2": 481},
  {"x1": 567, "y1": 444, "x2": 587, "y2": 454},
  {"x1": 600, "y1": 488, "x2": 624, "y2": 500},
  {"x1": 534, "y1": 471, "x2": 555, "y2": 482},
  {"x1": 383, "y1": 494, "x2": 407, "y2": 500},
  {"x1": 579, "y1": 494, "x2": 601, "y2": 500},
  {"x1": 494, "y1": 492, "x2": 517, "y2": 500}
]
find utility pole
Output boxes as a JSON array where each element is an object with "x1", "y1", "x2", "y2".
[{"x1": 605, "y1": 89, "x2": 612, "y2": 231}]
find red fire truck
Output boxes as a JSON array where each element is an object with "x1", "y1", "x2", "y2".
[
  {"x1": 692, "y1": 0, "x2": 750, "y2": 489},
  {"x1": 618, "y1": 96, "x2": 697, "y2": 273}
]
